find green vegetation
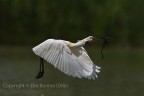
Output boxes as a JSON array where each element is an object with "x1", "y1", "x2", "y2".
[
  {"x1": 0, "y1": 0, "x2": 144, "y2": 47},
  {"x1": 0, "y1": 1, "x2": 144, "y2": 95}
]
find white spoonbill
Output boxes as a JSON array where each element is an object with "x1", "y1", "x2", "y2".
[{"x1": 32, "y1": 36, "x2": 101, "y2": 80}]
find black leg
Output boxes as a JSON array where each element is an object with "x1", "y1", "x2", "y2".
[{"x1": 35, "y1": 57, "x2": 44, "y2": 79}]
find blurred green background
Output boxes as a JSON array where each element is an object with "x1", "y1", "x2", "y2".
[{"x1": 0, "y1": 0, "x2": 144, "y2": 96}]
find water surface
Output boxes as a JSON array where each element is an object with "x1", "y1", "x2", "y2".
[{"x1": 0, "y1": 46, "x2": 144, "y2": 96}]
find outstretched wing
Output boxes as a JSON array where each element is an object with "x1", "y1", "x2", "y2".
[
  {"x1": 32, "y1": 39, "x2": 100, "y2": 79},
  {"x1": 70, "y1": 47, "x2": 101, "y2": 79}
]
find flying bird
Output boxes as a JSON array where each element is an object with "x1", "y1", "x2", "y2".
[{"x1": 32, "y1": 36, "x2": 101, "y2": 80}]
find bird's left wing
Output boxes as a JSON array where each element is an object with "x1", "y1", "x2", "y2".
[
  {"x1": 32, "y1": 39, "x2": 87, "y2": 78},
  {"x1": 70, "y1": 47, "x2": 101, "y2": 79}
]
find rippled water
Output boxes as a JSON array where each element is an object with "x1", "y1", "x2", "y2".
[{"x1": 0, "y1": 46, "x2": 144, "y2": 96}]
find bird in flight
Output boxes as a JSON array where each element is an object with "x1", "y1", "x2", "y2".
[{"x1": 32, "y1": 36, "x2": 101, "y2": 80}]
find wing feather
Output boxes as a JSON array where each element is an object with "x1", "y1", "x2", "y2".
[{"x1": 32, "y1": 39, "x2": 100, "y2": 79}]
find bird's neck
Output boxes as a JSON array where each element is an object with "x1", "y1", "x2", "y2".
[
  {"x1": 74, "y1": 37, "x2": 88, "y2": 46},
  {"x1": 81, "y1": 37, "x2": 89, "y2": 43}
]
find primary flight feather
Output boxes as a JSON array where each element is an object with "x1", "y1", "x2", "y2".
[{"x1": 32, "y1": 36, "x2": 101, "y2": 80}]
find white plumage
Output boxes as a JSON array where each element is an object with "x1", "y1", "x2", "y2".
[{"x1": 32, "y1": 36, "x2": 101, "y2": 80}]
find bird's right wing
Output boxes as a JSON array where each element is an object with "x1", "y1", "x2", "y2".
[{"x1": 32, "y1": 39, "x2": 88, "y2": 78}]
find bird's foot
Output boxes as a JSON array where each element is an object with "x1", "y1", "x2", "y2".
[{"x1": 35, "y1": 72, "x2": 44, "y2": 79}]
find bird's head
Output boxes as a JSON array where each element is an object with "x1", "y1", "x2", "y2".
[{"x1": 85, "y1": 36, "x2": 96, "y2": 44}]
